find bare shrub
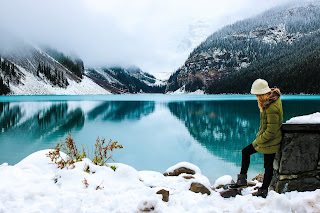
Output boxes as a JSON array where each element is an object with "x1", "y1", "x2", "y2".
[{"x1": 47, "y1": 133, "x2": 123, "y2": 169}]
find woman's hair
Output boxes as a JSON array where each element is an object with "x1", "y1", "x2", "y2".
[
  {"x1": 255, "y1": 92, "x2": 271, "y2": 112},
  {"x1": 255, "y1": 87, "x2": 281, "y2": 112}
]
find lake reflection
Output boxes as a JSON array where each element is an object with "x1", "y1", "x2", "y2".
[
  {"x1": 1, "y1": 95, "x2": 320, "y2": 182},
  {"x1": 168, "y1": 101, "x2": 262, "y2": 168}
]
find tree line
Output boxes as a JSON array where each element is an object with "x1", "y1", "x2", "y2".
[
  {"x1": 43, "y1": 47, "x2": 83, "y2": 79},
  {"x1": 37, "y1": 63, "x2": 68, "y2": 87},
  {"x1": 105, "y1": 67, "x2": 166, "y2": 93},
  {"x1": 0, "y1": 55, "x2": 14, "y2": 95}
]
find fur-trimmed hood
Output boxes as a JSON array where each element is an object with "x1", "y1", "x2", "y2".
[{"x1": 263, "y1": 88, "x2": 281, "y2": 109}]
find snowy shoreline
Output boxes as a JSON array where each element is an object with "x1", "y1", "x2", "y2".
[{"x1": 1, "y1": 150, "x2": 319, "y2": 213}]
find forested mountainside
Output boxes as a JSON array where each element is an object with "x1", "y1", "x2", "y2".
[
  {"x1": 0, "y1": 44, "x2": 72, "y2": 94},
  {"x1": 166, "y1": 1, "x2": 320, "y2": 94},
  {"x1": 85, "y1": 66, "x2": 166, "y2": 94},
  {"x1": 42, "y1": 47, "x2": 84, "y2": 80},
  {"x1": 0, "y1": 36, "x2": 106, "y2": 95},
  {"x1": 0, "y1": 33, "x2": 166, "y2": 95},
  {"x1": 0, "y1": 40, "x2": 166, "y2": 95}
]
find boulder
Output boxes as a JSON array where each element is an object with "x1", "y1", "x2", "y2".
[
  {"x1": 156, "y1": 189, "x2": 169, "y2": 202},
  {"x1": 164, "y1": 167, "x2": 195, "y2": 176},
  {"x1": 189, "y1": 182, "x2": 211, "y2": 195},
  {"x1": 271, "y1": 124, "x2": 320, "y2": 193},
  {"x1": 219, "y1": 189, "x2": 241, "y2": 198},
  {"x1": 279, "y1": 133, "x2": 320, "y2": 174}
]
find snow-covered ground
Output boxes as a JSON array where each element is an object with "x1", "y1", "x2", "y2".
[
  {"x1": 168, "y1": 85, "x2": 205, "y2": 95},
  {"x1": 286, "y1": 112, "x2": 320, "y2": 124},
  {"x1": 9, "y1": 66, "x2": 111, "y2": 95},
  {"x1": 1, "y1": 150, "x2": 319, "y2": 213}
]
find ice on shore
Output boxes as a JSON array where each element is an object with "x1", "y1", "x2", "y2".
[{"x1": 0, "y1": 150, "x2": 319, "y2": 213}]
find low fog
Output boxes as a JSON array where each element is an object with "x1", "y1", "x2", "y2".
[{"x1": 0, "y1": 0, "x2": 293, "y2": 74}]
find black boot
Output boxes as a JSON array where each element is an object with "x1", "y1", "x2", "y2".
[
  {"x1": 255, "y1": 188, "x2": 268, "y2": 198},
  {"x1": 229, "y1": 174, "x2": 247, "y2": 189}
]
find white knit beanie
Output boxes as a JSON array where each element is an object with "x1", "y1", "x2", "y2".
[{"x1": 250, "y1": 79, "x2": 271, "y2": 95}]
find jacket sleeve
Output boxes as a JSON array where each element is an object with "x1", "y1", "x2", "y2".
[{"x1": 252, "y1": 106, "x2": 280, "y2": 147}]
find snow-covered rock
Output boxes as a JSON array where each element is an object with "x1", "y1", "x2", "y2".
[
  {"x1": 164, "y1": 162, "x2": 202, "y2": 176},
  {"x1": 286, "y1": 112, "x2": 320, "y2": 124},
  {"x1": 214, "y1": 175, "x2": 234, "y2": 188}
]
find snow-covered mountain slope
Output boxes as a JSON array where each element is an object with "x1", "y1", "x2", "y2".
[
  {"x1": 9, "y1": 66, "x2": 110, "y2": 95},
  {"x1": 172, "y1": 19, "x2": 215, "y2": 54},
  {"x1": 85, "y1": 66, "x2": 166, "y2": 94},
  {"x1": 166, "y1": 1, "x2": 320, "y2": 94},
  {"x1": 0, "y1": 35, "x2": 111, "y2": 95},
  {"x1": 152, "y1": 71, "x2": 172, "y2": 82}
]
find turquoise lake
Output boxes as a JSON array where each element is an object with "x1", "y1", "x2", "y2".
[{"x1": 1, "y1": 95, "x2": 320, "y2": 182}]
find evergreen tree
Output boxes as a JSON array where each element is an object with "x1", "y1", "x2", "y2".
[{"x1": 0, "y1": 76, "x2": 10, "y2": 95}]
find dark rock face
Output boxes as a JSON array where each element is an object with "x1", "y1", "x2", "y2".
[
  {"x1": 271, "y1": 124, "x2": 320, "y2": 193},
  {"x1": 163, "y1": 167, "x2": 196, "y2": 176},
  {"x1": 280, "y1": 133, "x2": 320, "y2": 174},
  {"x1": 276, "y1": 176, "x2": 320, "y2": 193},
  {"x1": 189, "y1": 182, "x2": 211, "y2": 195}
]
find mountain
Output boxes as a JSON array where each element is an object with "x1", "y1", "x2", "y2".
[
  {"x1": 170, "y1": 19, "x2": 216, "y2": 55},
  {"x1": 0, "y1": 32, "x2": 167, "y2": 95},
  {"x1": 85, "y1": 66, "x2": 166, "y2": 94},
  {"x1": 0, "y1": 36, "x2": 110, "y2": 95},
  {"x1": 166, "y1": 1, "x2": 320, "y2": 94}
]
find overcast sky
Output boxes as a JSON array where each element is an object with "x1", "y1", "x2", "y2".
[{"x1": 0, "y1": 0, "x2": 293, "y2": 74}]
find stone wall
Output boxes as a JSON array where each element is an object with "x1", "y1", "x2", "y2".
[{"x1": 271, "y1": 124, "x2": 320, "y2": 193}]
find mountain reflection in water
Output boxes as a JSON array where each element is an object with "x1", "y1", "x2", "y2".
[
  {"x1": 1, "y1": 96, "x2": 320, "y2": 181},
  {"x1": 168, "y1": 101, "x2": 262, "y2": 168}
]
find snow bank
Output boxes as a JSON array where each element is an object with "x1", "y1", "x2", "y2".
[
  {"x1": 286, "y1": 112, "x2": 320, "y2": 124},
  {"x1": 0, "y1": 150, "x2": 320, "y2": 213}
]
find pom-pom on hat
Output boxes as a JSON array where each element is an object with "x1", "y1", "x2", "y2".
[{"x1": 251, "y1": 79, "x2": 271, "y2": 95}]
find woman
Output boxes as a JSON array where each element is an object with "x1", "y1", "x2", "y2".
[{"x1": 232, "y1": 79, "x2": 283, "y2": 198}]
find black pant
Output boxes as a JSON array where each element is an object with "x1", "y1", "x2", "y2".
[{"x1": 240, "y1": 144, "x2": 275, "y2": 189}]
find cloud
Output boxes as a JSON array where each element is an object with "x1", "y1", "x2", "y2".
[{"x1": 0, "y1": 0, "x2": 292, "y2": 74}]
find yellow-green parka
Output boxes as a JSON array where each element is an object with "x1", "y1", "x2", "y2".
[{"x1": 252, "y1": 88, "x2": 283, "y2": 154}]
